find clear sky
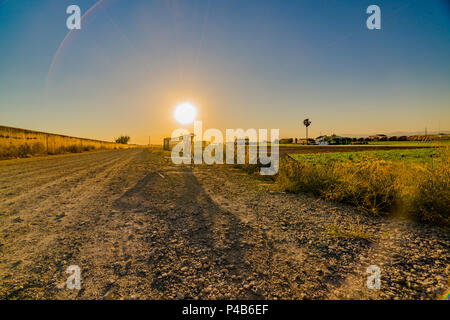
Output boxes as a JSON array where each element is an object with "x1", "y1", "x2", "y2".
[{"x1": 1, "y1": 0, "x2": 449, "y2": 144}]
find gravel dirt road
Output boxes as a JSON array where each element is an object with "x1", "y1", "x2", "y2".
[{"x1": 0, "y1": 148, "x2": 448, "y2": 299}]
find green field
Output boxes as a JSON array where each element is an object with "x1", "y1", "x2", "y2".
[
  {"x1": 367, "y1": 140, "x2": 450, "y2": 147},
  {"x1": 289, "y1": 148, "x2": 441, "y2": 164},
  {"x1": 278, "y1": 140, "x2": 450, "y2": 148}
]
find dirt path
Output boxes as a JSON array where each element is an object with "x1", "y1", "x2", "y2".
[{"x1": 0, "y1": 149, "x2": 448, "y2": 299}]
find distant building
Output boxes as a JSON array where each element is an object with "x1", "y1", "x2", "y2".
[
  {"x1": 315, "y1": 135, "x2": 351, "y2": 145},
  {"x1": 315, "y1": 136, "x2": 329, "y2": 145},
  {"x1": 297, "y1": 138, "x2": 312, "y2": 145}
]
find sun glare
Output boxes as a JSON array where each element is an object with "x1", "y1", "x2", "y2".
[{"x1": 174, "y1": 102, "x2": 197, "y2": 125}]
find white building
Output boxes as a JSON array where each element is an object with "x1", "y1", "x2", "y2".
[{"x1": 315, "y1": 136, "x2": 329, "y2": 145}]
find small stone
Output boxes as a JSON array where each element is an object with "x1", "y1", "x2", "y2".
[
  {"x1": 56, "y1": 282, "x2": 65, "y2": 290},
  {"x1": 119, "y1": 270, "x2": 127, "y2": 276},
  {"x1": 103, "y1": 289, "x2": 114, "y2": 300},
  {"x1": 203, "y1": 286, "x2": 212, "y2": 294}
]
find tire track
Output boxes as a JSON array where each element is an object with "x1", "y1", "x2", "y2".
[
  {"x1": 0, "y1": 149, "x2": 144, "y2": 299},
  {"x1": 0, "y1": 151, "x2": 120, "y2": 184},
  {"x1": 0, "y1": 150, "x2": 135, "y2": 209}
]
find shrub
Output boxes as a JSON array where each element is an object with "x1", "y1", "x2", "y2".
[
  {"x1": 18, "y1": 144, "x2": 32, "y2": 157},
  {"x1": 278, "y1": 157, "x2": 398, "y2": 214},
  {"x1": 31, "y1": 142, "x2": 46, "y2": 155},
  {"x1": 66, "y1": 145, "x2": 82, "y2": 153},
  {"x1": 115, "y1": 135, "x2": 130, "y2": 144},
  {"x1": 323, "y1": 160, "x2": 398, "y2": 214},
  {"x1": 279, "y1": 138, "x2": 294, "y2": 144},
  {"x1": 276, "y1": 156, "x2": 339, "y2": 196},
  {"x1": 407, "y1": 148, "x2": 450, "y2": 224}
]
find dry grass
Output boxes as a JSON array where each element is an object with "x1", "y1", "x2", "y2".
[
  {"x1": 405, "y1": 147, "x2": 450, "y2": 224},
  {"x1": 276, "y1": 147, "x2": 450, "y2": 226},
  {"x1": 325, "y1": 221, "x2": 373, "y2": 242},
  {"x1": 0, "y1": 126, "x2": 131, "y2": 159}
]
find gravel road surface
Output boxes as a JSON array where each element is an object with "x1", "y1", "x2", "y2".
[{"x1": 0, "y1": 149, "x2": 448, "y2": 299}]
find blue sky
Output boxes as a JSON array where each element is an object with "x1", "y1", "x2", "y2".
[{"x1": 1, "y1": 0, "x2": 449, "y2": 143}]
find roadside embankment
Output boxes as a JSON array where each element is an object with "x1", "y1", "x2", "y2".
[{"x1": 0, "y1": 125, "x2": 133, "y2": 159}]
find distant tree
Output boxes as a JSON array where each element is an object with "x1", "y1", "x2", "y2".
[
  {"x1": 115, "y1": 135, "x2": 130, "y2": 144},
  {"x1": 279, "y1": 138, "x2": 294, "y2": 144},
  {"x1": 303, "y1": 119, "x2": 311, "y2": 145}
]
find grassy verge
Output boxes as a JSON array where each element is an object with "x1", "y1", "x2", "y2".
[
  {"x1": 289, "y1": 148, "x2": 439, "y2": 164},
  {"x1": 0, "y1": 143, "x2": 112, "y2": 159},
  {"x1": 276, "y1": 141, "x2": 450, "y2": 147},
  {"x1": 276, "y1": 147, "x2": 450, "y2": 226}
]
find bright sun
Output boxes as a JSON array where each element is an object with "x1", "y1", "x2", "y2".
[{"x1": 174, "y1": 102, "x2": 197, "y2": 125}]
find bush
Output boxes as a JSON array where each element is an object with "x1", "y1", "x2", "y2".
[
  {"x1": 279, "y1": 138, "x2": 294, "y2": 144},
  {"x1": 276, "y1": 157, "x2": 339, "y2": 196},
  {"x1": 115, "y1": 135, "x2": 130, "y2": 144},
  {"x1": 31, "y1": 142, "x2": 46, "y2": 155},
  {"x1": 407, "y1": 148, "x2": 450, "y2": 224},
  {"x1": 18, "y1": 144, "x2": 32, "y2": 157},
  {"x1": 324, "y1": 161, "x2": 398, "y2": 214},
  {"x1": 66, "y1": 145, "x2": 82, "y2": 153}
]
